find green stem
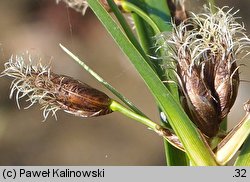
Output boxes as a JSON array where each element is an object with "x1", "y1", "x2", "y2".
[
  {"x1": 208, "y1": 0, "x2": 216, "y2": 13},
  {"x1": 208, "y1": 0, "x2": 216, "y2": 5},
  {"x1": 110, "y1": 100, "x2": 184, "y2": 151},
  {"x1": 144, "y1": 0, "x2": 172, "y2": 32},
  {"x1": 131, "y1": 13, "x2": 154, "y2": 55},
  {"x1": 128, "y1": 1, "x2": 165, "y2": 77},
  {"x1": 106, "y1": 0, "x2": 154, "y2": 69},
  {"x1": 120, "y1": 1, "x2": 161, "y2": 34},
  {"x1": 234, "y1": 135, "x2": 250, "y2": 166},
  {"x1": 110, "y1": 100, "x2": 156, "y2": 129}
]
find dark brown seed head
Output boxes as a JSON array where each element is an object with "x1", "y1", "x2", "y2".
[
  {"x1": 35, "y1": 73, "x2": 113, "y2": 117},
  {"x1": 159, "y1": 6, "x2": 250, "y2": 137},
  {"x1": 1, "y1": 55, "x2": 113, "y2": 120},
  {"x1": 214, "y1": 61, "x2": 240, "y2": 119},
  {"x1": 177, "y1": 51, "x2": 220, "y2": 137}
]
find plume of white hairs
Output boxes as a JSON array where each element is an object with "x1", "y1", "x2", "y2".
[
  {"x1": 56, "y1": 0, "x2": 89, "y2": 15},
  {"x1": 1, "y1": 54, "x2": 60, "y2": 120}
]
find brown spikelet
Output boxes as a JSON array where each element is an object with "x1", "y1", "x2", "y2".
[
  {"x1": 1, "y1": 54, "x2": 112, "y2": 120},
  {"x1": 158, "y1": 6, "x2": 250, "y2": 137},
  {"x1": 36, "y1": 73, "x2": 113, "y2": 117},
  {"x1": 214, "y1": 55, "x2": 240, "y2": 119},
  {"x1": 177, "y1": 52, "x2": 220, "y2": 137}
]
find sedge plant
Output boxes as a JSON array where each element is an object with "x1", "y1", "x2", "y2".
[{"x1": 1, "y1": 0, "x2": 250, "y2": 166}]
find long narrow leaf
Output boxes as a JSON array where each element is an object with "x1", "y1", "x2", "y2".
[
  {"x1": 87, "y1": 0, "x2": 217, "y2": 165},
  {"x1": 234, "y1": 135, "x2": 250, "y2": 166},
  {"x1": 164, "y1": 140, "x2": 189, "y2": 166},
  {"x1": 106, "y1": 0, "x2": 151, "y2": 67},
  {"x1": 216, "y1": 113, "x2": 250, "y2": 165},
  {"x1": 144, "y1": 0, "x2": 172, "y2": 32},
  {"x1": 131, "y1": 0, "x2": 188, "y2": 165}
]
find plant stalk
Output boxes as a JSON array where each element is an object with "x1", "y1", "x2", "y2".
[
  {"x1": 216, "y1": 113, "x2": 250, "y2": 165},
  {"x1": 109, "y1": 100, "x2": 184, "y2": 151}
]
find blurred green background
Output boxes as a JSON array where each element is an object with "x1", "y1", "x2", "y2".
[{"x1": 0, "y1": 0, "x2": 249, "y2": 165}]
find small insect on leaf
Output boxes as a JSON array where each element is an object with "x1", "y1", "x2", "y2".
[{"x1": 1, "y1": 54, "x2": 113, "y2": 120}]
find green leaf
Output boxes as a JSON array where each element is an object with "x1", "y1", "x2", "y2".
[
  {"x1": 120, "y1": 1, "x2": 160, "y2": 34},
  {"x1": 216, "y1": 113, "x2": 250, "y2": 165},
  {"x1": 131, "y1": 13, "x2": 154, "y2": 55},
  {"x1": 130, "y1": 0, "x2": 188, "y2": 165},
  {"x1": 143, "y1": 0, "x2": 172, "y2": 32},
  {"x1": 164, "y1": 141, "x2": 189, "y2": 166},
  {"x1": 128, "y1": 1, "x2": 166, "y2": 80},
  {"x1": 87, "y1": 0, "x2": 217, "y2": 165},
  {"x1": 234, "y1": 135, "x2": 250, "y2": 166},
  {"x1": 106, "y1": 0, "x2": 151, "y2": 66}
]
